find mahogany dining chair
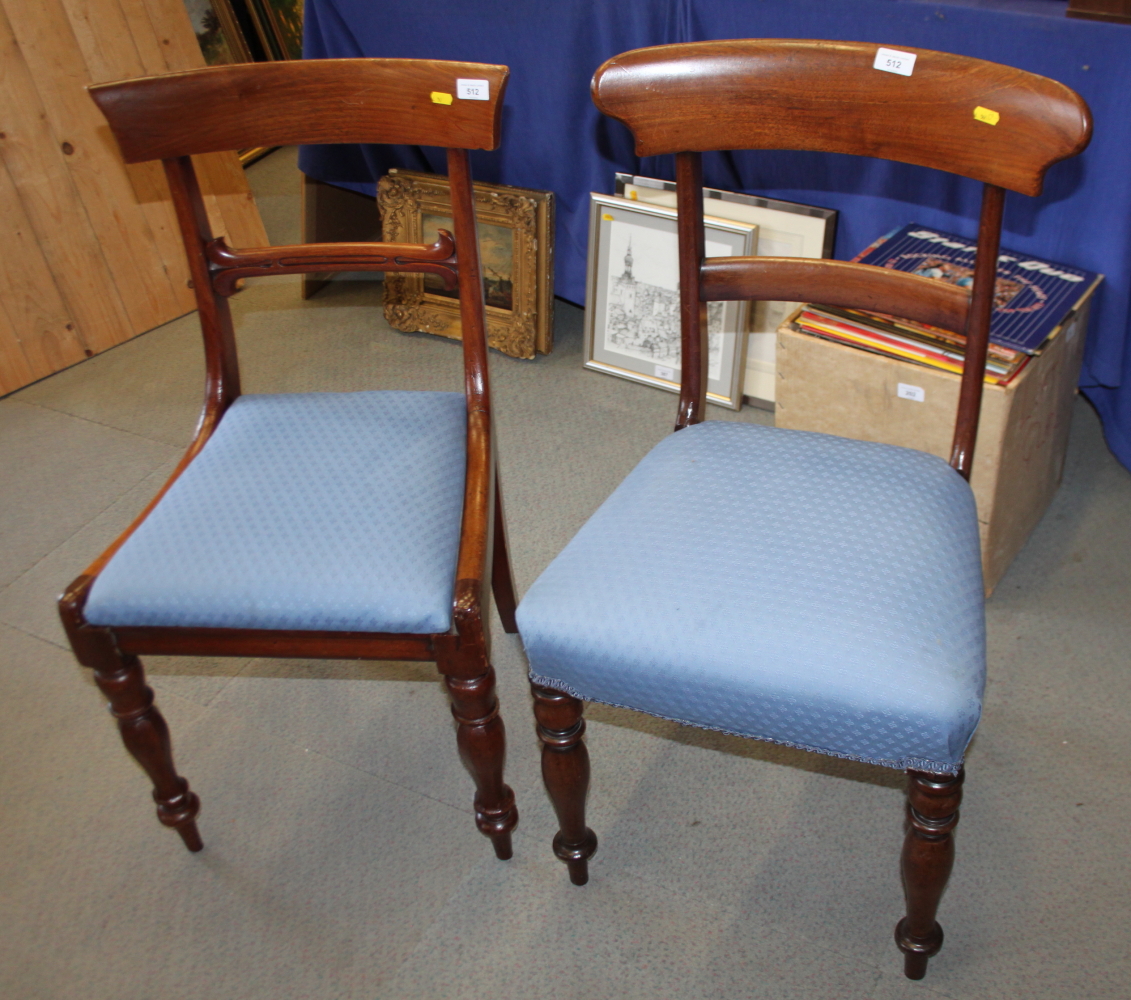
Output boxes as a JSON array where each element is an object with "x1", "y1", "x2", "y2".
[
  {"x1": 60, "y1": 58, "x2": 520, "y2": 860},
  {"x1": 516, "y1": 40, "x2": 1091, "y2": 978}
]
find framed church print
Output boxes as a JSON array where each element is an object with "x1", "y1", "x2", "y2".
[{"x1": 583, "y1": 194, "x2": 757, "y2": 410}]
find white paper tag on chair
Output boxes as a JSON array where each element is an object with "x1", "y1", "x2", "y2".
[
  {"x1": 897, "y1": 383, "x2": 926, "y2": 402},
  {"x1": 874, "y1": 48, "x2": 917, "y2": 77},
  {"x1": 457, "y1": 79, "x2": 490, "y2": 100}
]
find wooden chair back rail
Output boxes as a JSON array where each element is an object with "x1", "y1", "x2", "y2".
[
  {"x1": 448, "y1": 148, "x2": 491, "y2": 413},
  {"x1": 164, "y1": 155, "x2": 240, "y2": 429},
  {"x1": 89, "y1": 59, "x2": 509, "y2": 162},
  {"x1": 593, "y1": 40, "x2": 1091, "y2": 196},
  {"x1": 676, "y1": 151, "x2": 708, "y2": 430},
  {"x1": 950, "y1": 183, "x2": 1004, "y2": 476},
  {"x1": 700, "y1": 258, "x2": 971, "y2": 333},
  {"x1": 205, "y1": 234, "x2": 460, "y2": 297}
]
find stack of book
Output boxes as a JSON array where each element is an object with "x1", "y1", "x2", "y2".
[{"x1": 791, "y1": 223, "x2": 1102, "y2": 385}]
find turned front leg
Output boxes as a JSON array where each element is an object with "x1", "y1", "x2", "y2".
[
  {"x1": 93, "y1": 652, "x2": 202, "y2": 852},
  {"x1": 444, "y1": 668, "x2": 518, "y2": 860},
  {"x1": 896, "y1": 768, "x2": 964, "y2": 979},
  {"x1": 531, "y1": 684, "x2": 597, "y2": 885}
]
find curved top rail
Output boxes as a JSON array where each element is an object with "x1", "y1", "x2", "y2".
[
  {"x1": 592, "y1": 40, "x2": 1090, "y2": 196},
  {"x1": 90, "y1": 58, "x2": 509, "y2": 163},
  {"x1": 701, "y1": 257, "x2": 971, "y2": 333}
]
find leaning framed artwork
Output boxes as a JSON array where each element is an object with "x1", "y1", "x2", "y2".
[
  {"x1": 378, "y1": 170, "x2": 554, "y2": 359},
  {"x1": 584, "y1": 193, "x2": 756, "y2": 410},
  {"x1": 615, "y1": 174, "x2": 836, "y2": 405}
]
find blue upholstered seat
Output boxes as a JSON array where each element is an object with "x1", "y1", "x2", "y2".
[
  {"x1": 517, "y1": 421, "x2": 986, "y2": 774},
  {"x1": 85, "y1": 391, "x2": 467, "y2": 634}
]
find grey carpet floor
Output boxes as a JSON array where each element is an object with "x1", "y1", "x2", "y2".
[{"x1": 1, "y1": 148, "x2": 1128, "y2": 1000}]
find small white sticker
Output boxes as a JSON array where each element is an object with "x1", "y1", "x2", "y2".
[
  {"x1": 456, "y1": 79, "x2": 490, "y2": 100},
  {"x1": 654, "y1": 365, "x2": 675, "y2": 381},
  {"x1": 898, "y1": 383, "x2": 926, "y2": 402},
  {"x1": 874, "y1": 48, "x2": 917, "y2": 77}
]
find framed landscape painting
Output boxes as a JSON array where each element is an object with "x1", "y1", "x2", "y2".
[
  {"x1": 378, "y1": 170, "x2": 554, "y2": 359},
  {"x1": 584, "y1": 194, "x2": 756, "y2": 410}
]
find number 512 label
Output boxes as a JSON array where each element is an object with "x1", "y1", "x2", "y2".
[
  {"x1": 873, "y1": 48, "x2": 917, "y2": 77},
  {"x1": 456, "y1": 79, "x2": 490, "y2": 100}
]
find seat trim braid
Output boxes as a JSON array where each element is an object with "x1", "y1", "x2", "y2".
[{"x1": 527, "y1": 672, "x2": 966, "y2": 776}]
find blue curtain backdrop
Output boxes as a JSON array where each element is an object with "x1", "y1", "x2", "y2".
[{"x1": 300, "y1": 0, "x2": 1131, "y2": 472}]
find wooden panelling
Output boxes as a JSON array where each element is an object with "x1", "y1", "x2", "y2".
[
  {"x1": 0, "y1": 163, "x2": 87, "y2": 390},
  {"x1": 0, "y1": 0, "x2": 267, "y2": 395}
]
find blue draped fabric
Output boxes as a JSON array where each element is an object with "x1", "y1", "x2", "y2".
[{"x1": 300, "y1": 0, "x2": 1131, "y2": 471}]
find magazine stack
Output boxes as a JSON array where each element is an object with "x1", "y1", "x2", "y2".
[{"x1": 790, "y1": 223, "x2": 1102, "y2": 384}]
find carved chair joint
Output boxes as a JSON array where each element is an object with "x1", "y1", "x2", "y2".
[
  {"x1": 907, "y1": 804, "x2": 961, "y2": 838},
  {"x1": 204, "y1": 232, "x2": 460, "y2": 297},
  {"x1": 536, "y1": 717, "x2": 587, "y2": 748}
]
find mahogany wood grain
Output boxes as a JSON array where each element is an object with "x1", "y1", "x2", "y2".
[
  {"x1": 64, "y1": 58, "x2": 516, "y2": 857},
  {"x1": 896, "y1": 770, "x2": 964, "y2": 979},
  {"x1": 57, "y1": 591, "x2": 201, "y2": 852},
  {"x1": 89, "y1": 59, "x2": 508, "y2": 163},
  {"x1": 164, "y1": 156, "x2": 240, "y2": 425},
  {"x1": 950, "y1": 185, "x2": 1005, "y2": 479},
  {"x1": 448, "y1": 147, "x2": 492, "y2": 411},
  {"x1": 593, "y1": 40, "x2": 1091, "y2": 196},
  {"x1": 442, "y1": 662, "x2": 518, "y2": 860},
  {"x1": 532, "y1": 685, "x2": 597, "y2": 885},
  {"x1": 206, "y1": 233, "x2": 459, "y2": 297},
  {"x1": 676, "y1": 152, "x2": 708, "y2": 429},
  {"x1": 701, "y1": 257, "x2": 971, "y2": 334},
  {"x1": 491, "y1": 468, "x2": 520, "y2": 634}
]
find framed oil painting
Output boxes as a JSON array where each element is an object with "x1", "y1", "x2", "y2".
[
  {"x1": 584, "y1": 193, "x2": 756, "y2": 410},
  {"x1": 378, "y1": 170, "x2": 555, "y2": 359},
  {"x1": 245, "y1": 0, "x2": 304, "y2": 60},
  {"x1": 615, "y1": 174, "x2": 836, "y2": 406},
  {"x1": 183, "y1": 0, "x2": 253, "y2": 64}
]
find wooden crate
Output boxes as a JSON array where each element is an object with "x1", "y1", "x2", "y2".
[{"x1": 775, "y1": 295, "x2": 1095, "y2": 593}]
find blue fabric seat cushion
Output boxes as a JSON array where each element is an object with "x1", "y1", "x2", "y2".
[
  {"x1": 517, "y1": 421, "x2": 986, "y2": 774},
  {"x1": 85, "y1": 391, "x2": 467, "y2": 634}
]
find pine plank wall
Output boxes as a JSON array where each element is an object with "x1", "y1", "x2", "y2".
[{"x1": 0, "y1": 0, "x2": 268, "y2": 395}]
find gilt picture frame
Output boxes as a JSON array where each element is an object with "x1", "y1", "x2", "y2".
[
  {"x1": 378, "y1": 170, "x2": 555, "y2": 359},
  {"x1": 584, "y1": 193, "x2": 756, "y2": 410}
]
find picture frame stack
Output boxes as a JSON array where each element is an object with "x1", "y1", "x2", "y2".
[
  {"x1": 608, "y1": 174, "x2": 837, "y2": 407},
  {"x1": 584, "y1": 194, "x2": 757, "y2": 410}
]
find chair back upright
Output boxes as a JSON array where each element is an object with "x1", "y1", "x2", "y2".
[
  {"x1": 592, "y1": 40, "x2": 1092, "y2": 476},
  {"x1": 89, "y1": 59, "x2": 509, "y2": 433}
]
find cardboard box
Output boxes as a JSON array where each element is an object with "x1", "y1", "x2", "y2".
[{"x1": 775, "y1": 296, "x2": 1094, "y2": 593}]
